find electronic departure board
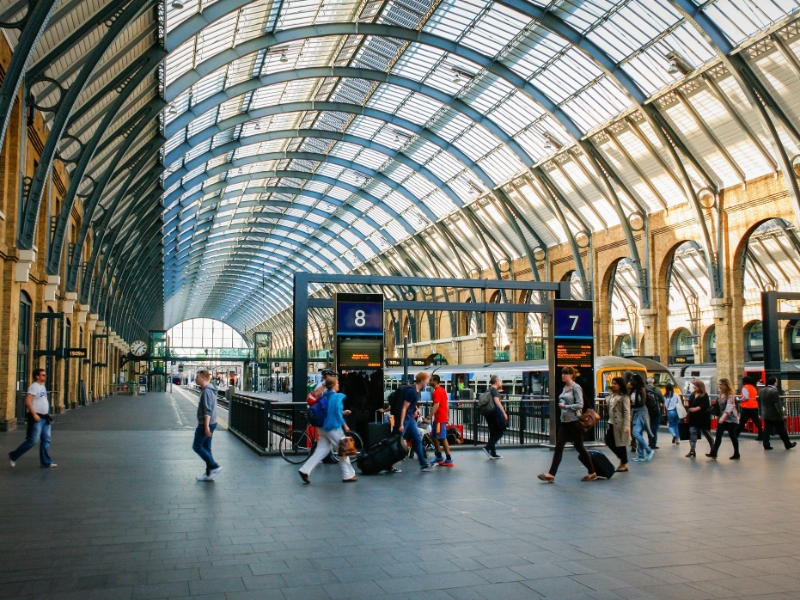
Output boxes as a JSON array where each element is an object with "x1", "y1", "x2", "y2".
[
  {"x1": 549, "y1": 299, "x2": 595, "y2": 442},
  {"x1": 337, "y1": 337, "x2": 383, "y2": 369},
  {"x1": 334, "y1": 293, "x2": 384, "y2": 374}
]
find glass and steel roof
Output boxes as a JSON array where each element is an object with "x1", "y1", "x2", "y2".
[{"x1": 3, "y1": 0, "x2": 800, "y2": 340}]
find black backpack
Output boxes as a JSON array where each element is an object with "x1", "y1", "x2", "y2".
[{"x1": 389, "y1": 385, "x2": 412, "y2": 420}]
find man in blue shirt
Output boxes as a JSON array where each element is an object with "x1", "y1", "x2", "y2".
[{"x1": 398, "y1": 371, "x2": 433, "y2": 471}]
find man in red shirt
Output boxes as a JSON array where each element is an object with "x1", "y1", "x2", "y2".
[{"x1": 429, "y1": 374, "x2": 453, "y2": 467}]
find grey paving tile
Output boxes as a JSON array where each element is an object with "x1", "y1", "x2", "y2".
[
  {"x1": 322, "y1": 580, "x2": 388, "y2": 599},
  {"x1": 473, "y1": 581, "x2": 543, "y2": 599},
  {"x1": 281, "y1": 584, "x2": 332, "y2": 600},
  {"x1": 188, "y1": 577, "x2": 245, "y2": 595},
  {"x1": 147, "y1": 569, "x2": 200, "y2": 585},
  {"x1": 521, "y1": 576, "x2": 595, "y2": 597},
  {"x1": 132, "y1": 581, "x2": 191, "y2": 600}
]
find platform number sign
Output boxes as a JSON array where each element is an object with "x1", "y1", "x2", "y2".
[{"x1": 549, "y1": 299, "x2": 595, "y2": 441}]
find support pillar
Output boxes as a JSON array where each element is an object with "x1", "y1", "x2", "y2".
[
  {"x1": 14, "y1": 249, "x2": 35, "y2": 282},
  {"x1": 711, "y1": 297, "x2": 739, "y2": 382},
  {"x1": 640, "y1": 308, "x2": 659, "y2": 360}
]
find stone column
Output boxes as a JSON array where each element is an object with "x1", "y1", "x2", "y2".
[
  {"x1": 640, "y1": 308, "x2": 658, "y2": 359},
  {"x1": 0, "y1": 259, "x2": 20, "y2": 430},
  {"x1": 711, "y1": 298, "x2": 739, "y2": 382}
]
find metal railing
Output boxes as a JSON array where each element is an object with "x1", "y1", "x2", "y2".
[
  {"x1": 227, "y1": 390, "x2": 612, "y2": 454},
  {"x1": 106, "y1": 383, "x2": 135, "y2": 396}
]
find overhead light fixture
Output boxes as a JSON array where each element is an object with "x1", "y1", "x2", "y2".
[
  {"x1": 172, "y1": 0, "x2": 184, "y2": 9},
  {"x1": 543, "y1": 138, "x2": 552, "y2": 149},
  {"x1": 665, "y1": 51, "x2": 692, "y2": 75},
  {"x1": 450, "y1": 66, "x2": 475, "y2": 83},
  {"x1": 254, "y1": 121, "x2": 261, "y2": 130},
  {"x1": 168, "y1": 104, "x2": 177, "y2": 115},
  {"x1": 542, "y1": 131, "x2": 562, "y2": 151},
  {"x1": 280, "y1": 50, "x2": 288, "y2": 63}
]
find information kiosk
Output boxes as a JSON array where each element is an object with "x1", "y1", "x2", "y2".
[{"x1": 548, "y1": 299, "x2": 595, "y2": 443}]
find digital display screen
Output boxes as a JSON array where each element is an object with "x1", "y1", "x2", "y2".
[
  {"x1": 555, "y1": 341, "x2": 594, "y2": 370},
  {"x1": 337, "y1": 337, "x2": 383, "y2": 369},
  {"x1": 336, "y1": 295, "x2": 383, "y2": 336},
  {"x1": 551, "y1": 299, "x2": 596, "y2": 418}
]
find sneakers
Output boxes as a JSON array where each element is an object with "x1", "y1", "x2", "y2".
[
  {"x1": 196, "y1": 473, "x2": 213, "y2": 481},
  {"x1": 420, "y1": 463, "x2": 434, "y2": 471},
  {"x1": 385, "y1": 466, "x2": 402, "y2": 473},
  {"x1": 482, "y1": 447, "x2": 492, "y2": 458},
  {"x1": 42, "y1": 463, "x2": 57, "y2": 468},
  {"x1": 631, "y1": 456, "x2": 644, "y2": 462},
  {"x1": 432, "y1": 457, "x2": 444, "y2": 465},
  {"x1": 299, "y1": 471, "x2": 310, "y2": 484},
  {"x1": 209, "y1": 465, "x2": 223, "y2": 479},
  {"x1": 440, "y1": 459, "x2": 454, "y2": 467},
  {"x1": 788, "y1": 442, "x2": 797, "y2": 450},
  {"x1": 9, "y1": 456, "x2": 15, "y2": 468},
  {"x1": 489, "y1": 453, "x2": 503, "y2": 459}
]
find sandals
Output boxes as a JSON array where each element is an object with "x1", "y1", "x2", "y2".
[
  {"x1": 581, "y1": 473, "x2": 598, "y2": 482},
  {"x1": 343, "y1": 477, "x2": 358, "y2": 482},
  {"x1": 537, "y1": 473, "x2": 555, "y2": 483},
  {"x1": 615, "y1": 466, "x2": 628, "y2": 472}
]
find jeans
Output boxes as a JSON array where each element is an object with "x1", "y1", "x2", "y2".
[
  {"x1": 711, "y1": 421, "x2": 740, "y2": 456},
  {"x1": 632, "y1": 408, "x2": 652, "y2": 457},
  {"x1": 605, "y1": 425, "x2": 627, "y2": 465},
  {"x1": 300, "y1": 427, "x2": 355, "y2": 480},
  {"x1": 549, "y1": 420, "x2": 594, "y2": 476},
  {"x1": 667, "y1": 409, "x2": 680, "y2": 440},
  {"x1": 9, "y1": 417, "x2": 52, "y2": 467},
  {"x1": 486, "y1": 408, "x2": 507, "y2": 455},
  {"x1": 403, "y1": 416, "x2": 427, "y2": 467},
  {"x1": 763, "y1": 418, "x2": 793, "y2": 449},
  {"x1": 737, "y1": 408, "x2": 763, "y2": 439},
  {"x1": 648, "y1": 412, "x2": 660, "y2": 448},
  {"x1": 192, "y1": 423, "x2": 219, "y2": 473}
]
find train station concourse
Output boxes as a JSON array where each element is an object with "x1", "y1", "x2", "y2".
[{"x1": 4, "y1": 0, "x2": 800, "y2": 598}]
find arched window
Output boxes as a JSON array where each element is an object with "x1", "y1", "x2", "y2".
[
  {"x1": 493, "y1": 312, "x2": 509, "y2": 362},
  {"x1": 672, "y1": 328, "x2": 695, "y2": 363},
  {"x1": 17, "y1": 292, "x2": 32, "y2": 392},
  {"x1": 705, "y1": 326, "x2": 716, "y2": 363},
  {"x1": 615, "y1": 334, "x2": 633, "y2": 357},
  {"x1": 744, "y1": 321, "x2": 763, "y2": 361}
]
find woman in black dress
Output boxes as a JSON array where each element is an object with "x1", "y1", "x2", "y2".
[{"x1": 686, "y1": 380, "x2": 713, "y2": 458}]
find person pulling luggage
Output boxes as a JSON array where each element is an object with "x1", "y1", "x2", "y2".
[{"x1": 397, "y1": 372, "x2": 434, "y2": 471}]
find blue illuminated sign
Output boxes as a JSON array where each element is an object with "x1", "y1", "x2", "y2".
[
  {"x1": 335, "y1": 295, "x2": 383, "y2": 336},
  {"x1": 554, "y1": 307, "x2": 593, "y2": 339}
]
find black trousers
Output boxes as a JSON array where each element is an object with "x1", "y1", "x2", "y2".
[
  {"x1": 549, "y1": 421, "x2": 594, "y2": 476},
  {"x1": 711, "y1": 421, "x2": 739, "y2": 456},
  {"x1": 763, "y1": 418, "x2": 793, "y2": 449},
  {"x1": 736, "y1": 408, "x2": 763, "y2": 438},
  {"x1": 605, "y1": 424, "x2": 627, "y2": 465}
]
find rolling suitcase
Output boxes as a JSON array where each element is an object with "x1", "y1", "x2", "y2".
[
  {"x1": 365, "y1": 411, "x2": 392, "y2": 448},
  {"x1": 578, "y1": 450, "x2": 615, "y2": 479},
  {"x1": 358, "y1": 434, "x2": 408, "y2": 475}
]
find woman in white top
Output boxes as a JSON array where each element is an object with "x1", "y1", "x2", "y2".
[{"x1": 664, "y1": 383, "x2": 682, "y2": 445}]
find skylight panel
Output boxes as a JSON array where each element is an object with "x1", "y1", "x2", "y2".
[
  {"x1": 424, "y1": 0, "x2": 485, "y2": 43},
  {"x1": 395, "y1": 92, "x2": 444, "y2": 125},
  {"x1": 425, "y1": 151, "x2": 465, "y2": 182},
  {"x1": 703, "y1": 0, "x2": 797, "y2": 46},
  {"x1": 431, "y1": 111, "x2": 475, "y2": 143},
  {"x1": 404, "y1": 172, "x2": 439, "y2": 201},
  {"x1": 316, "y1": 163, "x2": 347, "y2": 180},
  {"x1": 487, "y1": 91, "x2": 544, "y2": 136},
  {"x1": 383, "y1": 162, "x2": 415, "y2": 186},
  {"x1": 328, "y1": 141, "x2": 362, "y2": 162},
  {"x1": 347, "y1": 116, "x2": 384, "y2": 140},
  {"x1": 367, "y1": 84, "x2": 412, "y2": 114},
  {"x1": 195, "y1": 14, "x2": 238, "y2": 65},
  {"x1": 464, "y1": 75, "x2": 515, "y2": 115},
  {"x1": 461, "y1": 2, "x2": 529, "y2": 57},
  {"x1": 383, "y1": 190, "x2": 413, "y2": 213},
  {"x1": 353, "y1": 148, "x2": 388, "y2": 171},
  {"x1": 392, "y1": 43, "x2": 443, "y2": 82},
  {"x1": 454, "y1": 125, "x2": 500, "y2": 161},
  {"x1": 402, "y1": 139, "x2": 438, "y2": 164},
  {"x1": 562, "y1": 79, "x2": 632, "y2": 132},
  {"x1": 424, "y1": 188, "x2": 458, "y2": 217},
  {"x1": 192, "y1": 68, "x2": 227, "y2": 105},
  {"x1": 326, "y1": 186, "x2": 352, "y2": 202},
  {"x1": 226, "y1": 54, "x2": 261, "y2": 88},
  {"x1": 478, "y1": 146, "x2": 525, "y2": 183}
]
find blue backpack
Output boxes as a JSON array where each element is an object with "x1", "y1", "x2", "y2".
[{"x1": 308, "y1": 393, "x2": 329, "y2": 427}]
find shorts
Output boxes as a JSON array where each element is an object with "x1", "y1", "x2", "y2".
[{"x1": 434, "y1": 421, "x2": 449, "y2": 440}]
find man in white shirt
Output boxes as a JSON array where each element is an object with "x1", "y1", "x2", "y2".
[{"x1": 9, "y1": 369, "x2": 56, "y2": 468}]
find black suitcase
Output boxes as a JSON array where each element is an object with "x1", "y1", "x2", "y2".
[
  {"x1": 579, "y1": 450, "x2": 615, "y2": 479},
  {"x1": 359, "y1": 434, "x2": 408, "y2": 475},
  {"x1": 366, "y1": 412, "x2": 392, "y2": 448}
]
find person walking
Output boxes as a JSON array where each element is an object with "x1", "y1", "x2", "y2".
[
  {"x1": 483, "y1": 375, "x2": 508, "y2": 460},
  {"x1": 686, "y1": 380, "x2": 713, "y2": 458},
  {"x1": 194, "y1": 369, "x2": 222, "y2": 481},
  {"x1": 299, "y1": 377, "x2": 357, "y2": 483},
  {"x1": 664, "y1": 383, "x2": 682, "y2": 445},
  {"x1": 398, "y1": 372, "x2": 434, "y2": 471},
  {"x1": 759, "y1": 376, "x2": 797, "y2": 451},
  {"x1": 429, "y1": 375, "x2": 453, "y2": 467},
  {"x1": 707, "y1": 378, "x2": 740, "y2": 460},
  {"x1": 9, "y1": 368, "x2": 56, "y2": 469},
  {"x1": 645, "y1": 377, "x2": 664, "y2": 449},
  {"x1": 737, "y1": 376, "x2": 763, "y2": 441},
  {"x1": 605, "y1": 376, "x2": 631, "y2": 473},
  {"x1": 630, "y1": 374, "x2": 654, "y2": 462},
  {"x1": 538, "y1": 366, "x2": 596, "y2": 482}
]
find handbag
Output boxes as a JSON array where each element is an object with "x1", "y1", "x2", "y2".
[
  {"x1": 708, "y1": 401, "x2": 720, "y2": 417},
  {"x1": 338, "y1": 435, "x2": 357, "y2": 457},
  {"x1": 577, "y1": 408, "x2": 600, "y2": 432},
  {"x1": 675, "y1": 399, "x2": 687, "y2": 419}
]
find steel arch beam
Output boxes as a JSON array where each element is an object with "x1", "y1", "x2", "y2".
[
  {"x1": 164, "y1": 151, "x2": 439, "y2": 222},
  {"x1": 47, "y1": 55, "x2": 166, "y2": 275},
  {"x1": 166, "y1": 169, "x2": 418, "y2": 235},
  {"x1": 165, "y1": 22, "x2": 584, "y2": 141},
  {"x1": 0, "y1": 0, "x2": 59, "y2": 157},
  {"x1": 164, "y1": 105, "x2": 496, "y2": 190},
  {"x1": 18, "y1": 0, "x2": 154, "y2": 250}
]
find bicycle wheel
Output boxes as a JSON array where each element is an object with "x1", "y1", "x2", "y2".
[
  {"x1": 279, "y1": 429, "x2": 315, "y2": 464},
  {"x1": 331, "y1": 431, "x2": 364, "y2": 463}
]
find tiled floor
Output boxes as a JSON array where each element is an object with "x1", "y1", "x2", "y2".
[{"x1": 1, "y1": 390, "x2": 799, "y2": 600}]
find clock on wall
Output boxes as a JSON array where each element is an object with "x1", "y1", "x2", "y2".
[{"x1": 130, "y1": 340, "x2": 148, "y2": 357}]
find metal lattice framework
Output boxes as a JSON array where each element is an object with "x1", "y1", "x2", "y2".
[{"x1": 2, "y1": 0, "x2": 800, "y2": 343}]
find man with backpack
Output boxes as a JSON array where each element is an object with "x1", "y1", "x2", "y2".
[
  {"x1": 480, "y1": 375, "x2": 507, "y2": 459},
  {"x1": 395, "y1": 372, "x2": 434, "y2": 471},
  {"x1": 645, "y1": 377, "x2": 664, "y2": 450}
]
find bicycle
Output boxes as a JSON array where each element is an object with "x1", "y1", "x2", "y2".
[{"x1": 279, "y1": 418, "x2": 364, "y2": 464}]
